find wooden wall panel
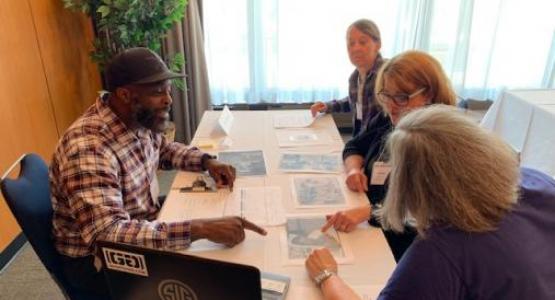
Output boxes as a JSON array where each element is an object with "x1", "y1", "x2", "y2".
[
  {"x1": 0, "y1": 0, "x2": 101, "y2": 252},
  {"x1": 0, "y1": 0, "x2": 59, "y2": 250},
  {"x1": 30, "y1": 0, "x2": 101, "y2": 132}
]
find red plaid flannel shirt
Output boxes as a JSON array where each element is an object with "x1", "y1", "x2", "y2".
[{"x1": 50, "y1": 97, "x2": 206, "y2": 257}]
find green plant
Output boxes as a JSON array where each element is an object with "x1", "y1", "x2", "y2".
[{"x1": 63, "y1": 0, "x2": 187, "y2": 70}]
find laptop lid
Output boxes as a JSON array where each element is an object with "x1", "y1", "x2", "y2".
[{"x1": 97, "y1": 241, "x2": 262, "y2": 300}]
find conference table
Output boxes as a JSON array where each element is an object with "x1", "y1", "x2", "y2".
[
  {"x1": 158, "y1": 110, "x2": 396, "y2": 299},
  {"x1": 481, "y1": 89, "x2": 555, "y2": 176}
]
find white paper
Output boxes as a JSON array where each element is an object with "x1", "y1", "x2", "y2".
[
  {"x1": 280, "y1": 215, "x2": 354, "y2": 265},
  {"x1": 273, "y1": 111, "x2": 315, "y2": 128},
  {"x1": 218, "y1": 105, "x2": 234, "y2": 135},
  {"x1": 181, "y1": 191, "x2": 229, "y2": 220},
  {"x1": 224, "y1": 187, "x2": 286, "y2": 226},
  {"x1": 279, "y1": 153, "x2": 342, "y2": 173},
  {"x1": 275, "y1": 129, "x2": 332, "y2": 147},
  {"x1": 291, "y1": 176, "x2": 347, "y2": 208},
  {"x1": 261, "y1": 278, "x2": 288, "y2": 294},
  {"x1": 218, "y1": 150, "x2": 267, "y2": 176}
]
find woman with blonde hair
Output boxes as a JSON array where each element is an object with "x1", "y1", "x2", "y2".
[
  {"x1": 307, "y1": 105, "x2": 555, "y2": 299},
  {"x1": 322, "y1": 50, "x2": 456, "y2": 261}
]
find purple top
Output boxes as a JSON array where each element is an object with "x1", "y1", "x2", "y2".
[{"x1": 378, "y1": 168, "x2": 555, "y2": 300}]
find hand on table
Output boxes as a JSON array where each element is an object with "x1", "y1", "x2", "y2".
[
  {"x1": 345, "y1": 168, "x2": 368, "y2": 193},
  {"x1": 321, "y1": 206, "x2": 371, "y2": 233},
  {"x1": 310, "y1": 102, "x2": 327, "y2": 117},
  {"x1": 191, "y1": 216, "x2": 267, "y2": 247},
  {"x1": 205, "y1": 159, "x2": 236, "y2": 190},
  {"x1": 305, "y1": 248, "x2": 338, "y2": 281}
]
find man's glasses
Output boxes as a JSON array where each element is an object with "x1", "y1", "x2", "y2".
[{"x1": 377, "y1": 87, "x2": 427, "y2": 107}]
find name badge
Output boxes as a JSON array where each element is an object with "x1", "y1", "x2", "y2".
[{"x1": 370, "y1": 161, "x2": 391, "y2": 185}]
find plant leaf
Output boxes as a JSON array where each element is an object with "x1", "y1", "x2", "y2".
[{"x1": 97, "y1": 5, "x2": 110, "y2": 18}]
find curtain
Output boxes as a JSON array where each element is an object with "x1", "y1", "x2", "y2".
[
  {"x1": 164, "y1": 0, "x2": 211, "y2": 143},
  {"x1": 203, "y1": 0, "x2": 555, "y2": 105}
]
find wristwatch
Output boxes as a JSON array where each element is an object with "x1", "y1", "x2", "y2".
[{"x1": 313, "y1": 269, "x2": 335, "y2": 286}]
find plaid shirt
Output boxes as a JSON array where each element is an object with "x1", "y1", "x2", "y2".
[
  {"x1": 326, "y1": 54, "x2": 385, "y2": 129},
  {"x1": 50, "y1": 97, "x2": 206, "y2": 257}
]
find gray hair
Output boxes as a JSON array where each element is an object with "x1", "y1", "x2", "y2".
[
  {"x1": 348, "y1": 19, "x2": 381, "y2": 43},
  {"x1": 378, "y1": 105, "x2": 520, "y2": 235}
]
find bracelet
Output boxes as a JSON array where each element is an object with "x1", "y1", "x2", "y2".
[{"x1": 313, "y1": 269, "x2": 335, "y2": 286}]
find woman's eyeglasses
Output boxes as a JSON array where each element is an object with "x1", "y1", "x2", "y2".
[{"x1": 377, "y1": 87, "x2": 427, "y2": 107}]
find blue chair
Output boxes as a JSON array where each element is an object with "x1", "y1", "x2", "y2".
[{"x1": 0, "y1": 153, "x2": 90, "y2": 299}]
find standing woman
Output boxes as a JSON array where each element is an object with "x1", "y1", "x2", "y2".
[
  {"x1": 306, "y1": 105, "x2": 555, "y2": 299},
  {"x1": 310, "y1": 19, "x2": 384, "y2": 136},
  {"x1": 322, "y1": 50, "x2": 457, "y2": 262}
]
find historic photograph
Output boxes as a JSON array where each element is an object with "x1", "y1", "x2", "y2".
[
  {"x1": 292, "y1": 176, "x2": 346, "y2": 207},
  {"x1": 279, "y1": 153, "x2": 341, "y2": 173},
  {"x1": 217, "y1": 150, "x2": 267, "y2": 176},
  {"x1": 281, "y1": 215, "x2": 352, "y2": 265}
]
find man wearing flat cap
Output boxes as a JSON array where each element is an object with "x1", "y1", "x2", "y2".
[{"x1": 50, "y1": 47, "x2": 266, "y2": 298}]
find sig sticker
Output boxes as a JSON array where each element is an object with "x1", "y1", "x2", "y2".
[{"x1": 103, "y1": 248, "x2": 149, "y2": 277}]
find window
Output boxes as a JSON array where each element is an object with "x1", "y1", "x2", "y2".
[{"x1": 204, "y1": 0, "x2": 555, "y2": 105}]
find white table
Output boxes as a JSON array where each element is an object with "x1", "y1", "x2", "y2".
[
  {"x1": 481, "y1": 89, "x2": 555, "y2": 176},
  {"x1": 159, "y1": 110, "x2": 396, "y2": 299}
]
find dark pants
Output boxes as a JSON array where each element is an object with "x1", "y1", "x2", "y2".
[
  {"x1": 382, "y1": 227, "x2": 417, "y2": 263},
  {"x1": 60, "y1": 255, "x2": 111, "y2": 300}
]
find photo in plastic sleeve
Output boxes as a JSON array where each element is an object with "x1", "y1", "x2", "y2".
[
  {"x1": 292, "y1": 176, "x2": 346, "y2": 208},
  {"x1": 280, "y1": 215, "x2": 353, "y2": 265},
  {"x1": 217, "y1": 150, "x2": 267, "y2": 176},
  {"x1": 279, "y1": 153, "x2": 341, "y2": 173}
]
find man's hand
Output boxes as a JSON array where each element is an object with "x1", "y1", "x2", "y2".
[
  {"x1": 204, "y1": 159, "x2": 236, "y2": 190},
  {"x1": 321, "y1": 206, "x2": 371, "y2": 233},
  {"x1": 345, "y1": 168, "x2": 368, "y2": 192},
  {"x1": 190, "y1": 216, "x2": 267, "y2": 247},
  {"x1": 310, "y1": 102, "x2": 327, "y2": 117},
  {"x1": 305, "y1": 248, "x2": 338, "y2": 281}
]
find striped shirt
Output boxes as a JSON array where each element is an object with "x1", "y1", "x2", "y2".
[
  {"x1": 326, "y1": 54, "x2": 385, "y2": 130},
  {"x1": 50, "y1": 97, "x2": 206, "y2": 257}
]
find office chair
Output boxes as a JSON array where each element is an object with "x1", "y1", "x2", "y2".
[{"x1": 0, "y1": 153, "x2": 90, "y2": 300}]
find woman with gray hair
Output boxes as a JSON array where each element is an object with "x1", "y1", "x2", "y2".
[
  {"x1": 310, "y1": 19, "x2": 384, "y2": 136},
  {"x1": 306, "y1": 105, "x2": 555, "y2": 299}
]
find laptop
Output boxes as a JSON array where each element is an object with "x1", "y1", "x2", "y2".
[{"x1": 97, "y1": 241, "x2": 289, "y2": 300}]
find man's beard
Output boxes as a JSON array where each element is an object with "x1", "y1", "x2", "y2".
[{"x1": 134, "y1": 103, "x2": 169, "y2": 133}]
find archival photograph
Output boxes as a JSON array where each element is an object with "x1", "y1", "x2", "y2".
[
  {"x1": 217, "y1": 150, "x2": 267, "y2": 176},
  {"x1": 280, "y1": 215, "x2": 353, "y2": 265},
  {"x1": 279, "y1": 153, "x2": 341, "y2": 173},
  {"x1": 292, "y1": 176, "x2": 346, "y2": 207}
]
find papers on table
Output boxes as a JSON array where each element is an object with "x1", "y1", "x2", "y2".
[
  {"x1": 180, "y1": 187, "x2": 285, "y2": 227},
  {"x1": 280, "y1": 215, "x2": 353, "y2": 265},
  {"x1": 218, "y1": 150, "x2": 267, "y2": 176},
  {"x1": 291, "y1": 176, "x2": 346, "y2": 208},
  {"x1": 275, "y1": 129, "x2": 332, "y2": 147},
  {"x1": 224, "y1": 187, "x2": 286, "y2": 226},
  {"x1": 181, "y1": 191, "x2": 229, "y2": 220},
  {"x1": 273, "y1": 110, "x2": 315, "y2": 128},
  {"x1": 279, "y1": 153, "x2": 342, "y2": 173}
]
